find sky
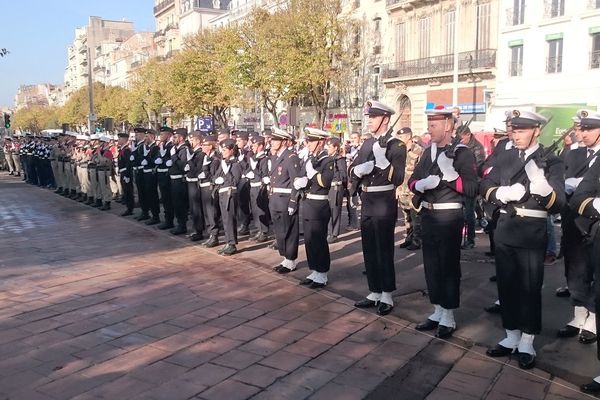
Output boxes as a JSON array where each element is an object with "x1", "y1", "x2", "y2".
[{"x1": 0, "y1": 0, "x2": 155, "y2": 107}]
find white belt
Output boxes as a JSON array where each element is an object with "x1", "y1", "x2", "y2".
[
  {"x1": 421, "y1": 201, "x2": 462, "y2": 210},
  {"x1": 134, "y1": 166, "x2": 143, "y2": 170},
  {"x1": 219, "y1": 186, "x2": 237, "y2": 193},
  {"x1": 199, "y1": 182, "x2": 212, "y2": 187},
  {"x1": 186, "y1": 177, "x2": 199, "y2": 182},
  {"x1": 170, "y1": 175, "x2": 183, "y2": 179},
  {"x1": 157, "y1": 168, "x2": 169, "y2": 173},
  {"x1": 361, "y1": 184, "x2": 394, "y2": 193},
  {"x1": 250, "y1": 182, "x2": 263, "y2": 187},
  {"x1": 119, "y1": 168, "x2": 127, "y2": 173},
  {"x1": 143, "y1": 169, "x2": 154, "y2": 173},
  {"x1": 500, "y1": 208, "x2": 548, "y2": 218},
  {"x1": 306, "y1": 194, "x2": 329, "y2": 200},
  {"x1": 272, "y1": 187, "x2": 292, "y2": 194},
  {"x1": 331, "y1": 181, "x2": 343, "y2": 186}
]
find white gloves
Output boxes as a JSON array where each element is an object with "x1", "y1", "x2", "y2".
[
  {"x1": 372, "y1": 142, "x2": 390, "y2": 169},
  {"x1": 246, "y1": 171, "x2": 255, "y2": 180},
  {"x1": 414, "y1": 175, "x2": 441, "y2": 193},
  {"x1": 437, "y1": 153, "x2": 459, "y2": 182},
  {"x1": 495, "y1": 183, "x2": 526, "y2": 203},
  {"x1": 129, "y1": 155, "x2": 135, "y2": 161},
  {"x1": 565, "y1": 177, "x2": 583, "y2": 195},
  {"x1": 293, "y1": 177, "x2": 309, "y2": 190},
  {"x1": 305, "y1": 160, "x2": 317, "y2": 179},
  {"x1": 221, "y1": 160, "x2": 230, "y2": 174},
  {"x1": 525, "y1": 160, "x2": 552, "y2": 196},
  {"x1": 165, "y1": 160, "x2": 173, "y2": 167},
  {"x1": 214, "y1": 177, "x2": 225, "y2": 185},
  {"x1": 141, "y1": 159, "x2": 148, "y2": 166},
  {"x1": 593, "y1": 198, "x2": 600, "y2": 214},
  {"x1": 155, "y1": 157, "x2": 163, "y2": 165},
  {"x1": 353, "y1": 161, "x2": 375, "y2": 178},
  {"x1": 262, "y1": 177, "x2": 270, "y2": 185},
  {"x1": 530, "y1": 180, "x2": 553, "y2": 196},
  {"x1": 288, "y1": 207, "x2": 296, "y2": 215},
  {"x1": 198, "y1": 172, "x2": 206, "y2": 179},
  {"x1": 184, "y1": 164, "x2": 190, "y2": 172},
  {"x1": 123, "y1": 177, "x2": 130, "y2": 184}
]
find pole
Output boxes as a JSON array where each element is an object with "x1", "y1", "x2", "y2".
[
  {"x1": 452, "y1": 0, "x2": 460, "y2": 107},
  {"x1": 86, "y1": 47, "x2": 95, "y2": 134},
  {"x1": 473, "y1": 0, "x2": 479, "y2": 121}
]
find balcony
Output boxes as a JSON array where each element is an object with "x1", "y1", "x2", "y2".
[
  {"x1": 505, "y1": 7, "x2": 526, "y2": 27},
  {"x1": 154, "y1": 0, "x2": 175, "y2": 15},
  {"x1": 546, "y1": 56, "x2": 562, "y2": 73},
  {"x1": 130, "y1": 60, "x2": 143, "y2": 69},
  {"x1": 381, "y1": 49, "x2": 496, "y2": 82},
  {"x1": 591, "y1": 51, "x2": 600, "y2": 69},
  {"x1": 385, "y1": 0, "x2": 427, "y2": 12}
]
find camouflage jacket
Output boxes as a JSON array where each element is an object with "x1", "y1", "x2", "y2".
[{"x1": 396, "y1": 140, "x2": 423, "y2": 209}]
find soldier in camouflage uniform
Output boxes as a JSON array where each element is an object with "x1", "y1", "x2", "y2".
[{"x1": 396, "y1": 127, "x2": 424, "y2": 250}]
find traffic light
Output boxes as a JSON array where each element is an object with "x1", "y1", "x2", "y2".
[{"x1": 4, "y1": 113, "x2": 10, "y2": 129}]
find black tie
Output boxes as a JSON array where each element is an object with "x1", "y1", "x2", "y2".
[{"x1": 519, "y1": 150, "x2": 526, "y2": 163}]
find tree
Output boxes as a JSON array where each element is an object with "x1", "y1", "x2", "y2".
[
  {"x1": 60, "y1": 83, "x2": 107, "y2": 129},
  {"x1": 128, "y1": 59, "x2": 171, "y2": 129},
  {"x1": 13, "y1": 106, "x2": 61, "y2": 133},
  {"x1": 98, "y1": 85, "x2": 131, "y2": 127}
]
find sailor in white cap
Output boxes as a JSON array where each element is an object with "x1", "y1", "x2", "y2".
[
  {"x1": 482, "y1": 109, "x2": 565, "y2": 369},
  {"x1": 351, "y1": 100, "x2": 407, "y2": 316}
]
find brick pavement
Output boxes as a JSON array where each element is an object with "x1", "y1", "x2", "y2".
[{"x1": 0, "y1": 174, "x2": 595, "y2": 400}]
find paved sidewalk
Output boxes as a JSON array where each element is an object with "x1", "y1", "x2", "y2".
[{"x1": 0, "y1": 174, "x2": 594, "y2": 400}]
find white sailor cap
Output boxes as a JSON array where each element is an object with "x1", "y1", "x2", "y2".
[
  {"x1": 98, "y1": 135, "x2": 110, "y2": 143},
  {"x1": 303, "y1": 127, "x2": 330, "y2": 140},
  {"x1": 363, "y1": 100, "x2": 395, "y2": 116},
  {"x1": 578, "y1": 109, "x2": 600, "y2": 129},
  {"x1": 509, "y1": 109, "x2": 548, "y2": 128},
  {"x1": 89, "y1": 133, "x2": 99, "y2": 140},
  {"x1": 267, "y1": 127, "x2": 293, "y2": 140},
  {"x1": 425, "y1": 104, "x2": 454, "y2": 120}
]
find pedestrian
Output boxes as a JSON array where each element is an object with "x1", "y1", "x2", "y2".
[
  {"x1": 168, "y1": 128, "x2": 190, "y2": 235},
  {"x1": 326, "y1": 136, "x2": 347, "y2": 243},
  {"x1": 214, "y1": 138, "x2": 242, "y2": 256}
]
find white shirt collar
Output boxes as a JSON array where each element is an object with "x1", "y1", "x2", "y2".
[{"x1": 523, "y1": 143, "x2": 540, "y2": 159}]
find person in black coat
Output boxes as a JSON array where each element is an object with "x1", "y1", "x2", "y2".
[
  {"x1": 247, "y1": 134, "x2": 271, "y2": 242},
  {"x1": 326, "y1": 137, "x2": 347, "y2": 243},
  {"x1": 168, "y1": 128, "x2": 190, "y2": 235},
  {"x1": 139, "y1": 130, "x2": 161, "y2": 225},
  {"x1": 185, "y1": 132, "x2": 206, "y2": 241},
  {"x1": 156, "y1": 127, "x2": 175, "y2": 230},
  {"x1": 117, "y1": 132, "x2": 134, "y2": 216}
]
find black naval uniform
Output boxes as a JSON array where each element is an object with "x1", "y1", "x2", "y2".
[
  {"x1": 328, "y1": 155, "x2": 348, "y2": 238},
  {"x1": 141, "y1": 142, "x2": 161, "y2": 221},
  {"x1": 156, "y1": 141, "x2": 174, "y2": 227},
  {"x1": 199, "y1": 151, "x2": 221, "y2": 242},
  {"x1": 481, "y1": 145, "x2": 565, "y2": 335},
  {"x1": 118, "y1": 144, "x2": 135, "y2": 213},
  {"x1": 168, "y1": 142, "x2": 189, "y2": 232},
  {"x1": 270, "y1": 148, "x2": 301, "y2": 264},
  {"x1": 186, "y1": 146, "x2": 206, "y2": 238},
  {"x1": 214, "y1": 157, "x2": 242, "y2": 245},
  {"x1": 248, "y1": 150, "x2": 271, "y2": 237},
  {"x1": 133, "y1": 140, "x2": 147, "y2": 217},
  {"x1": 351, "y1": 137, "x2": 407, "y2": 298},
  {"x1": 237, "y1": 148, "x2": 252, "y2": 232}
]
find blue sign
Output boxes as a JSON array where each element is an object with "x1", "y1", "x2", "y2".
[{"x1": 196, "y1": 116, "x2": 213, "y2": 132}]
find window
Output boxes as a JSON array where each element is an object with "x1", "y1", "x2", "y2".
[
  {"x1": 546, "y1": 0, "x2": 565, "y2": 18},
  {"x1": 477, "y1": 3, "x2": 491, "y2": 50},
  {"x1": 591, "y1": 33, "x2": 600, "y2": 69},
  {"x1": 396, "y1": 22, "x2": 406, "y2": 62},
  {"x1": 547, "y1": 38, "x2": 563, "y2": 73},
  {"x1": 512, "y1": 0, "x2": 525, "y2": 25},
  {"x1": 510, "y1": 44, "x2": 523, "y2": 76},
  {"x1": 444, "y1": 11, "x2": 455, "y2": 55},
  {"x1": 418, "y1": 17, "x2": 431, "y2": 58}
]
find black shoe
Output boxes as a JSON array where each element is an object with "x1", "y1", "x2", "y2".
[
  {"x1": 170, "y1": 226, "x2": 187, "y2": 235},
  {"x1": 85, "y1": 198, "x2": 95, "y2": 205},
  {"x1": 54, "y1": 188, "x2": 62, "y2": 193},
  {"x1": 121, "y1": 210, "x2": 134, "y2": 217},
  {"x1": 518, "y1": 352, "x2": 535, "y2": 369},
  {"x1": 158, "y1": 222, "x2": 174, "y2": 230},
  {"x1": 354, "y1": 299, "x2": 378, "y2": 308},
  {"x1": 489, "y1": 275, "x2": 497, "y2": 282},
  {"x1": 556, "y1": 287, "x2": 571, "y2": 298},
  {"x1": 579, "y1": 329, "x2": 596, "y2": 344},
  {"x1": 377, "y1": 303, "x2": 393, "y2": 316},
  {"x1": 415, "y1": 319, "x2": 439, "y2": 331},
  {"x1": 255, "y1": 233, "x2": 269, "y2": 243},
  {"x1": 219, "y1": 244, "x2": 237, "y2": 256},
  {"x1": 484, "y1": 251, "x2": 495, "y2": 257},
  {"x1": 277, "y1": 266, "x2": 292, "y2": 274},
  {"x1": 189, "y1": 233, "x2": 204, "y2": 242},
  {"x1": 203, "y1": 235, "x2": 219, "y2": 248},
  {"x1": 399, "y1": 241, "x2": 411, "y2": 249},
  {"x1": 145, "y1": 217, "x2": 160, "y2": 226},
  {"x1": 100, "y1": 202, "x2": 111, "y2": 211},
  {"x1": 581, "y1": 380, "x2": 600, "y2": 395},
  {"x1": 461, "y1": 241, "x2": 475, "y2": 250},
  {"x1": 327, "y1": 235, "x2": 338, "y2": 244},
  {"x1": 238, "y1": 225, "x2": 250, "y2": 235},
  {"x1": 136, "y1": 214, "x2": 150, "y2": 221},
  {"x1": 78, "y1": 195, "x2": 87, "y2": 203},
  {"x1": 310, "y1": 282, "x2": 326, "y2": 289},
  {"x1": 93, "y1": 199, "x2": 103, "y2": 208},
  {"x1": 436, "y1": 325, "x2": 455, "y2": 339},
  {"x1": 273, "y1": 265, "x2": 285, "y2": 272},
  {"x1": 484, "y1": 303, "x2": 501, "y2": 314},
  {"x1": 299, "y1": 278, "x2": 313, "y2": 286},
  {"x1": 406, "y1": 242, "x2": 421, "y2": 251},
  {"x1": 486, "y1": 344, "x2": 515, "y2": 358},
  {"x1": 557, "y1": 325, "x2": 580, "y2": 338}
]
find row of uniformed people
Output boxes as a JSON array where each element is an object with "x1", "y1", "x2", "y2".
[{"x1": 2, "y1": 137, "x2": 23, "y2": 176}]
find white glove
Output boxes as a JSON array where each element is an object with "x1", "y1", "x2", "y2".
[
  {"x1": 353, "y1": 160, "x2": 375, "y2": 178},
  {"x1": 305, "y1": 159, "x2": 317, "y2": 179},
  {"x1": 593, "y1": 198, "x2": 600, "y2": 214},
  {"x1": 141, "y1": 159, "x2": 148, "y2": 166},
  {"x1": 288, "y1": 207, "x2": 296, "y2": 215},
  {"x1": 262, "y1": 177, "x2": 270, "y2": 185},
  {"x1": 565, "y1": 177, "x2": 583, "y2": 195},
  {"x1": 214, "y1": 177, "x2": 225, "y2": 185},
  {"x1": 414, "y1": 175, "x2": 441, "y2": 193},
  {"x1": 129, "y1": 155, "x2": 134, "y2": 161},
  {"x1": 203, "y1": 156, "x2": 211, "y2": 166},
  {"x1": 123, "y1": 177, "x2": 131, "y2": 184},
  {"x1": 372, "y1": 142, "x2": 390, "y2": 169},
  {"x1": 165, "y1": 160, "x2": 173, "y2": 167},
  {"x1": 437, "y1": 153, "x2": 459, "y2": 182},
  {"x1": 530, "y1": 180, "x2": 553, "y2": 197},
  {"x1": 198, "y1": 172, "x2": 206, "y2": 179},
  {"x1": 184, "y1": 164, "x2": 190, "y2": 172},
  {"x1": 293, "y1": 176, "x2": 309, "y2": 190},
  {"x1": 155, "y1": 157, "x2": 163, "y2": 165},
  {"x1": 221, "y1": 160, "x2": 230, "y2": 174},
  {"x1": 246, "y1": 171, "x2": 255, "y2": 180},
  {"x1": 495, "y1": 183, "x2": 526, "y2": 203},
  {"x1": 524, "y1": 159, "x2": 546, "y2": 182}
]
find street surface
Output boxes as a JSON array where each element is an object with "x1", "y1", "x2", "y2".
[{"x1": 0, "y1": 173, "x2": 594, "y2": 399}]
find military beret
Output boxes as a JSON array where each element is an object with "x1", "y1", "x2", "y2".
[
  {"x1": 510, "y1": 109, "x2": 548, "y2": 129},
  {"x1": 364, "y1": 100, "x2": 395, "y2": 116},
  {"x1": 202, "y1": 134, "x2": 217, "y2": 143},
  {"x1": 397, "y1": 127, "x2": 412, "y2": 135},
  {"x1": 4, "y1": 137, "x2": 11, "y2": 141},
  {"x1": 220, "y1": 138, "x2": 236, "y2": 149},
  {"x1": 174, "y1": 128, "x2": 188, "y2": 137},
  {"x1": 578, "y1": 110, "x2": 600, "y2": 129},
  {"x1": 160, "y1": 126, "x2": 174, "y2": 134},
  {"x1": 117, "y1": 132, "x2": 129, "y2": 138},
  {"x1": 250, "y1": 135, "x2": 265, "y2": 145},
  {"x1": 327, "y1": 137, "x2": 341, "y2": 146},
  {"x1": 145, "y1": 129, "x2": 157, "y2": 136},
  {"x1": 133, "y1": 127, "x2": 147, "y2": 133},
  {"x1": 236, "y1": 131, "x2": 249, "y2": 140}
]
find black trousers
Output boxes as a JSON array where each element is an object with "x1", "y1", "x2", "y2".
[
  {"x1": 171, "y1": 178, "x2": 188, "y2": 228},
  {"x1": 144, "y1": 172, "x2": 160, "y2": 218},
  {"x1": 304, "y1": 216, "x2": 330, "y2": 273},
  {"x1": 121, "y1": 176, "x2": 135, "y2": 212},
  {"x1": 157, "y1": 172, "x2": 173, "y2": 224},
  {"x1": 187, "y1": 182, "x2": 204, "y2": 234},
  {"x1": 328, "y1": 187, "x2": 343, "y2": 237},
  {"x1": 237, "y1": 180, "x2": 252, "y2": 228},
  {"x1": 250, "y1": 186, "x2": 270, "y2": 234},
  {"x1": 590, "y1": 231, "x2": 600, "y2": 359},
  {"x1": 563, "y1": 219, "x2": 594, "y2": 311},
  {"x1": 361, "y1": 215, "x2": 396, "y2": 293},
  {"x1": 421, "y1": 209, "x2": 463, "y2": 309},
  {"x1": 346, "y1": 192, "x2": 359, "y2": 228},
  {"x1": 219, "y1": 190, "x2": 238, "y2": 244},
  {"x1": 495, "y1": 242, "x2": 545, "y2": 334},
  {"x1": 272, "y1": 210, "x2": 299, "y2": 260},
  {"x1": 135, "y1": 169, "x2": 146, "y2": 214},
  {"x1": 200, "y1": 186, "x2": 219, "y2": 236}
]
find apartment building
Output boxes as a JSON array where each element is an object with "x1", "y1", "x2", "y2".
[{"x1": 14, "y1": 84, "x2": 65, "y2": 110}]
